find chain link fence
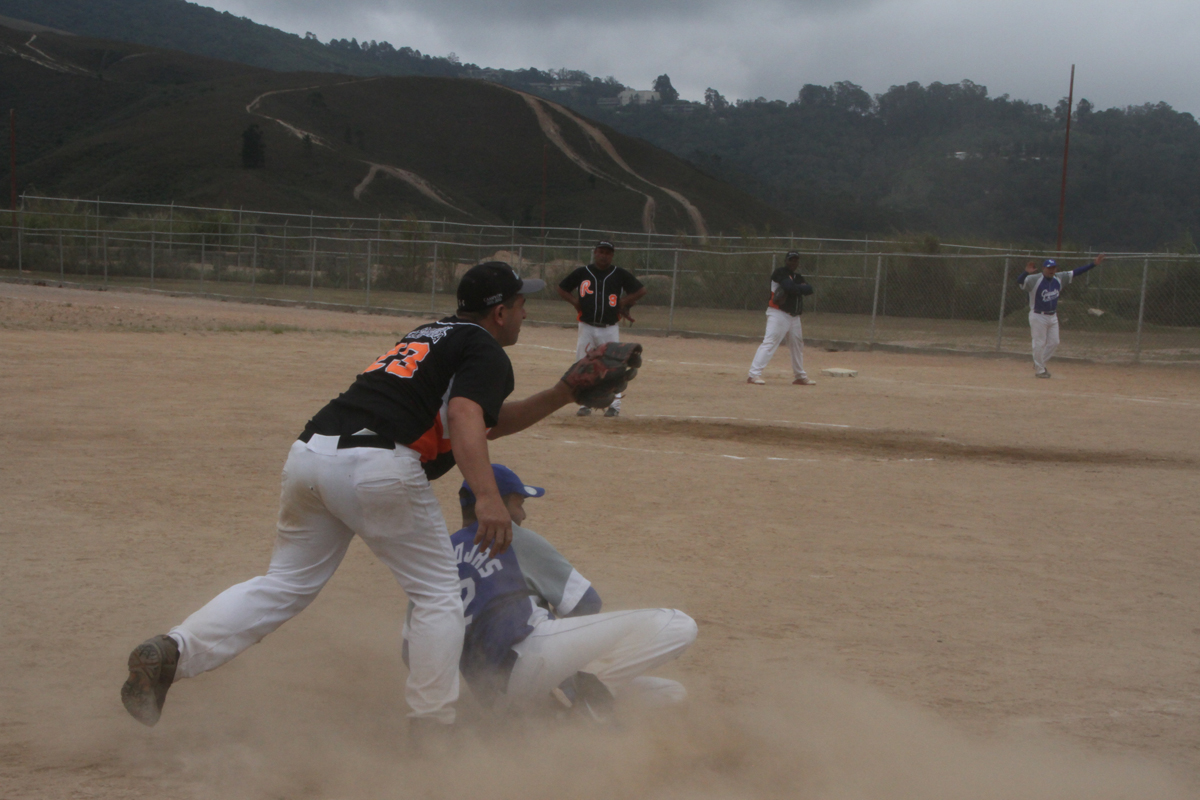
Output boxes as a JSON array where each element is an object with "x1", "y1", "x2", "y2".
[{"x1": 2, "y1": 197, "x2": 1198, "y2": 364}]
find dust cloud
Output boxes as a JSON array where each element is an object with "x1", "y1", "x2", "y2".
[{"x1": 26, "y1": 668, "x2": 1189, "y2": 800}]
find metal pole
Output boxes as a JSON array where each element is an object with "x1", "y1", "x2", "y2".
[
  {"x1": 308, "y1": 231, "x2": 316, "y2": 301},
  {"x1": 430, "y1": 241, "x2": 439, "y2": 313},
  {"x1": 868, "y1": 255, "x2": 883, "y2": 343},
  {"x1": 236, "y1": 207, "x2": 243, "y2": 275},
  {"x1": 1056, "y1": 64, "x2": 1075, "y2": 252},
  {"x1": 996, "y1": 257, "x2": 1011, "y2": 350},
  {"x1": 1134, "y1": 258, "x2": 1149, "y2": 362},
  {"x1": 8, "y1": 109, "x2": 14, "y2": 229},
  {"x1": 667, "y1": 249, "x2": 679, "y2": 334}
]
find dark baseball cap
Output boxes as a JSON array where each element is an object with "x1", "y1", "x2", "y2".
[
  {"x1": 460, "y1": 464, "x2": 546, "y2": 506},
  {"x1": 785, "y1": 250, "x2": 801, "y2": 260},
  {"x1": 594, "y1": 240, "x2": 615, "y2": 251},
  {"x1": 1042, "y1": 258, "x2": 1058, "y2": 268},
  {"x1": 457, "y1": 261, "x2": 545, "y2": 314}
]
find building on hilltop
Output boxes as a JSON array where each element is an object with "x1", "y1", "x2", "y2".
[{"x1": 617, "y1": 89, "x2": 661, "y2": 106}]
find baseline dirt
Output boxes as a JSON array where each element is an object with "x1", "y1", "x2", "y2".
[
  {"x1": 2, "y1": 283, "x2": 1197, "y2": 800},
  {"x1": 598, "y1": 417, "x2": 1198, "y2": 467}
]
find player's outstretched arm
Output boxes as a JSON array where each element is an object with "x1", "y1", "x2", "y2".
[
  {"x1": 488, "y1": 381, "x2": 575, "y2": 439},
  {"x1": 1074, "y1": 253, "x2": 1106, "y2": 275},
  {"x1": 448, "y1": 397, "x2": 512, "y2": 555}
]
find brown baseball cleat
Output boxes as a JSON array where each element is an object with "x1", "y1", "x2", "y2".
[
  {"x1": 121, "y1": 634, "x2": 179, "y2": 727},
  {"x1": 792, "y1": 377, "x2": 817, "y2": 385}
]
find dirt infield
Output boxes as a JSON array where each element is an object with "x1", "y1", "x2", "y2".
[{"x1": 2, "y1": 283, "x2": 1198, "y2": 800}]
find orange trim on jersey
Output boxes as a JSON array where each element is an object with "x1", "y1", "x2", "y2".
[
  {"x1": 768, "y1": 290, "x2": 781, "y2": 310},
  {"x1": 407, "y1": 414, "x2": 452, "y2": 463}
]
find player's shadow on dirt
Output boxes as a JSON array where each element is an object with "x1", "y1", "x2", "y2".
[{"x1": 599, "y1": 418, "x2": 1197, "y2": 468}]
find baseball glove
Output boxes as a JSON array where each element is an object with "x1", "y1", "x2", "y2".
[{"x1": 561, "y1": 342, "x2": 643, "y2": 408}]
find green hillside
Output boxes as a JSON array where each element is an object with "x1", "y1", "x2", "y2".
[
  {"x1": 0, "y1": 25, "x2": 792, "y2": 236},
  {"x1": 0, "y1": 0, "x2": 460, "y2": 77}
]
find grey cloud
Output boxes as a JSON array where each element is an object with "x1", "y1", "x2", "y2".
[
  {"x1": 206, "y1": 0, "x2": 1200, "y2": 114},
  {"x1": 221, "y1": 0, "x2": 876, "y2": 26}
]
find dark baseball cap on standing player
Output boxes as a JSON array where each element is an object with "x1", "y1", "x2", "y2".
[
  {"x1": 459, "y1": 464, "x2": 546, "y2": 506},
  {"x1": 594, "y1": 240, "x2": 615, "y2": 251},
  {"x1": 1042, "y1": 258, "x2": 1058, "y2": 269},
  {"x1": 785, "y1": 250, "x2": 800, "y2": 260},
  {"x1": 456, "y1": 261, "x2": 545, "y2": 314}
]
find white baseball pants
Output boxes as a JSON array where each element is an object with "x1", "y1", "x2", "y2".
[
  {"x1": 169, "y1": 439, "x2": 465, "y2": 722},
  {"x1": 502, "y1": 608, "x2": 697, "y2": 711},
  {"x1": 749, "y1": 307, "x2": 808, "y2": 380},
  {"x1": 576, "y1": 322, "x2": 623, "y2": 410},
  {"x1": 1029, "y1": 312, "x2": 1060, "y2": 374}
]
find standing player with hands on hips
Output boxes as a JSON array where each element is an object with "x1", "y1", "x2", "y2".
[
  {"x1": 1019, "y1": 254, "x2": 1105, "y2": 378},
  {"x1": 557, "y1": 240, "x2": 646, "y2": 418},
  {"x1": 747, "y1": 250, "x2": 815, "y2": 386},
  {"x1": 119, "y1": 261, "x2": 642, "y2": 737}
]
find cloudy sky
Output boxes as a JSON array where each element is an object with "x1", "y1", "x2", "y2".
[{"x1": 203, "y1": 0, "x2": 1199, "y2": 114}]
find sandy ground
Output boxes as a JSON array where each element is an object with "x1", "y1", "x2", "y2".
[{"x1": 2, "y1": 282, "x2": 1198, "y2": 800}]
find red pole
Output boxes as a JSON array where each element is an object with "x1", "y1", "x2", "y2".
[
  {"x1": 1055, "y1": 65, "x2": 1074, "y2": 252},
  {"x1": 9, "y1": 109, "x2": 16, "y2": 228}
]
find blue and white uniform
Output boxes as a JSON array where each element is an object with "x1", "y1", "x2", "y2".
[
  {"x1": 1018, "y1": 259, "x2": 1098, "y2": 375},
  {"x1": 404, "y1": 525, "x2": 696, "y2": 712}
]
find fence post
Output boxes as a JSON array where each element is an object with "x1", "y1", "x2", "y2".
[
  {"x1": 667, "y1": 249, "x2": 679, "y2": 334},
  {"x1": 308, "y1": 231, "x2": 317, "y2": 301},
  {"x1": 996, "y1": 257, "x2": 1010, "y2": 350},
  {"x1": 237, "y1": 207, "x2": 243, "y2": 274},
  {"x1": 1133, "y1": 258, "x2": 1149, "y2": 363},
  {"x1": 868, "y1": 255, "x2": 883, "y2": 343},
  {"x1": 150, "y1": 229, "x2": 155, "y2": 287},
  {"x1": 430, "y1": 240, "x2": 439, "y2": 313}
]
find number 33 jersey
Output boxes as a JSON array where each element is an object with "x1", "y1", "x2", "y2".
[{"x1": 302, "y1": 317, "x2": 515, "y2": 479}]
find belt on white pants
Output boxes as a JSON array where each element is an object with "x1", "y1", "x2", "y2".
[{"x1": 299, "y1": 430, "x2": 399, "y2": 455}]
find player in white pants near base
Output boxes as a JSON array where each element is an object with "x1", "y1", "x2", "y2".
[
  {"x1": 405, "y1": 464, "x2": 696, "y2": 717},
  {"x1": 748, "y1": 251, "x2": 815, "y2": 386},
  {"x1": 557, "y1": 241, "x2": 646, "y2": 417},
  {"x1": 1018, "y1": 255, "x2": 1104, "y2": 377},
  {"x1": 120, "y1": 263, "x2": 590, "y2": 734}
]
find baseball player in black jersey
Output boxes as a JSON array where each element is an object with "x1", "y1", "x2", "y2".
[
  {"x1": 557, "y1": 241, "x2": 646, "y2": 417},
  {"x1": 747, "y1": 251, "x2": 815, "y2": 386},
  {"x1": 121, "y1": 262, "x2": 585, "y2": 735}
]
